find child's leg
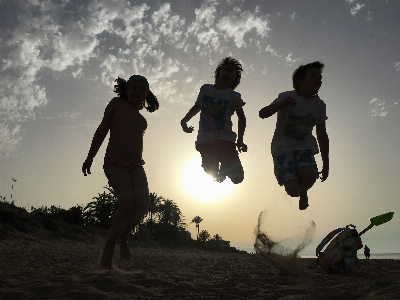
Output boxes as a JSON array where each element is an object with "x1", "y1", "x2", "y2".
[
  {"x1": 275, "y1": 151, "x2": 317, "y2": 210},
  {"x1": 219, "y1": 140, "x2": 243, "y2": 184},
  {"x1": 275, "y1": 152, "x2": 300, "y2": 195},
  {"x1": 117, "y1": 167, "x2": 149, "y2": 257},
  {"x1": 102, "y1": 164, "x2": 149, "y2": 269},
  {"x1": 201, "y1": 155, "x2": 219, "y2": 179},
  {"x1": 222, "y1": 160, "x2": 244, "y2": 184},
  {"x1": 284, "y1": 179, "x2": 302, "y2": 197},
  {"x1": 196, "y1": 143, "x2": 219, "y2": 179},
  {"x1": 297, "y1": 166, "x2": 318, "y2": 210}
]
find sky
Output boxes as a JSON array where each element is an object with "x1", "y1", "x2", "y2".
[{"x1": 1, "y1": 0, "x2": 399, "y2": 254}]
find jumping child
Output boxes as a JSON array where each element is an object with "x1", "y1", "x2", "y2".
[
  {"x1": 82, "y1": 75, "x2": 159, "y2": 270},
  {"x1": 181, "y1": 57, "x2": 247, "y2": 184},
  {"x1": 259, "y1": 61, "x2": 329, "y2": 210}
]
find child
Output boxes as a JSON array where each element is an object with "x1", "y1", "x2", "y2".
[
  {"x1": 259, "y1": 61, "x2": 329, "y2": 210},
  {"x1": 181, "y1": 57, "x2": 247, "y2": 184},
  {"x1": 82, "y1": 75, "x2": 159, "y2": 270}
]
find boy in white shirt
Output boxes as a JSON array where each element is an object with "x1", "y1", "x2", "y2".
[
  {"x1": 181, "y1": 57, "x2": 247, "y2": 184},
  {"x1": 259, "y1": 61, "x2": 329, "y2": 210}
]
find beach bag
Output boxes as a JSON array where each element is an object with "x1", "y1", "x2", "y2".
[{"x1": 315, "y1": 224, "x2": 363, "y2": 273}]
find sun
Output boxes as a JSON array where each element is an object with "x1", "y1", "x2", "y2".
[{"x1": 182, "y1": 157, "x2": 234, "y2": 202}]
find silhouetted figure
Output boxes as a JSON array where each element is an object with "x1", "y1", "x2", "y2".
[
  {"x1": 364, "y1": 245, "x2": 371, "y2": 260},
  {"x1": 181, "y1": 57, "x2": 247, "y2": 184},
  {"x1": 82, "y1": 75, "x2": 159, "y2": 271},
  {"x1": 259, "y1": 61, "x2": 329, "y2": 210}
]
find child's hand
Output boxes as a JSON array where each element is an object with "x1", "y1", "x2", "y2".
[
  {"x1": 181, "y1": 121, "x2": 194, "y2": 133},
  {"x1": 82, "y1": 158, "x2": 93, "y2": 176},
  {"x1": 236, "y1": 141, "x2": 248, "y2": 153},
  {"x1": 284, "y1": 96, "x2": 297, "y2": 107},
  {"x1": 319, "y1": 167, "x2": 329, "y2": 182}
]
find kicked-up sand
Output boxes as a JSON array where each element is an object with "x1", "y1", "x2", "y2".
[{"x1": 1, "y1": 207, "x2": 400, "y2": 299}]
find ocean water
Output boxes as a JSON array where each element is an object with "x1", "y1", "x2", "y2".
[
  {"x1": 242, "y1": 247, "x2": 400, "y2": 260},
  {"x1": 299, "y1": 253, "x2": 400, "y2": 260},
  {"x1": 356, "y1": 253, "x2": 400, "y2": 260}
]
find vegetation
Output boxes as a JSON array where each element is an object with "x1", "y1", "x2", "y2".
[
  {"x1": 191, "y1": 216, "x2": 203, "y2": 241},
  {"x1": 0, "y1": 189, "x2": 240, "y2": 252}
]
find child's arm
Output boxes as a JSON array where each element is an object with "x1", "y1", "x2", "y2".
[
  {"x1": 181, "y1": 104, "x2": 201, "y2": 133},
  {"x1": 316, "y1": 122, "x2": 329, "y2": 182},
  {"x1": 236, "y1": 107, "x2": 247, "y2": 152},
  {"x1": 82, "y1": 99, "x2": 116, "y2": 176},
  {"x1": 259, "y1": 96, "x2": 297, "y2": 119}
]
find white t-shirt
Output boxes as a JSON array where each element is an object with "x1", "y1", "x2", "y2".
[
  {"x1": 270, "y1": 90, "x2": 327, "y2": 156},
  {"x1": 195, "y1": 84, "x2": 245, "y2": 144}
]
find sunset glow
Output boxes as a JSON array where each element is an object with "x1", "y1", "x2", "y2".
[{"x1": 182, "y1": 158, "x2": 234, "y2": 202}]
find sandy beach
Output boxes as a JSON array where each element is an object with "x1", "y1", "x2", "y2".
[{"x1": 1, "y1": 208, "x2": 400, "y2": 300}]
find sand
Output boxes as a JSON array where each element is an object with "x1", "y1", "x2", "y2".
[{"x1": 1, "y1": 208, "x2": 400, "y2": 299}]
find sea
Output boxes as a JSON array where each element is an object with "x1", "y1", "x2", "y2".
[
  {"x1": 300, "y1": 253, "x2": 400, "y2": 260},
  {"x1": 241, "y1": 248, "x2": 400, "y2": 260}
]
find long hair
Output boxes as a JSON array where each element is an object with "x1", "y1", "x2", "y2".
[
  {"x1": 214, "y1": 57, "x2": 243, "y2": 90},
  {"x1": 292, "y1": 61, "x2": 324, "y2": 92},
  {"x1": 113, "y1": 77, "x2": 159, "y2": 112}
]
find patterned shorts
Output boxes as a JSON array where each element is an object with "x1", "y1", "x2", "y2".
[{"x1": 273, "y1": 149, "x2": 318, "y2": 186}]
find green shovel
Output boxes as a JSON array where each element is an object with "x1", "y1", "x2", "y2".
[{"x1": 358, "y1": 212, "x2": 394, "y2": 236}]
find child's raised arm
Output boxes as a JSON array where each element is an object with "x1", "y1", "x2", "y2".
[
  {"x1": 82, "y1": 98, "x2": 116, "y2": 176},
  {"x1": 259, "y1": 96, "x2": 297, "y2": 119},
  {"x1": 181, "y1": 104, "x2": 201, "y2": 133}
]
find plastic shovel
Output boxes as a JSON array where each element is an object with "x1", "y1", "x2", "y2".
[{"x1": 358, "y1": 212, "x2": 394, "y2": 236}]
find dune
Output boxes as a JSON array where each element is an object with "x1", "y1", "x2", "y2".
[{"x1": 1, "y1": 204, "x2": 400, "y2": 299}]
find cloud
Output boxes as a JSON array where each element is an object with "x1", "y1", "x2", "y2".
[
  {"x1": 72, "y1": 68, "x2": 84, "y2": 79},
  {"x1": 265, "y1": 45, "x2": 282, "y2": 58},
  {"x1": 151, "y1": 3, "x2": 186, "y2": 45},
  {"x1": 0, "y1": 0, "x2": 274, "y2": 155},
  {"x1": 350, "y1": 3, "x2": 365, "y2": 16},
  {"x1": 188, "y1": 0, "x2": 218, "y2": 32},
  {"x1": 261, "y1": 67, "x2": 268, "y2": 75},
  {"x1": 367, "y1": 11, "x2": 373, "y2": 21},
  {"x1": 395, "y1": 62, "x2": 400, "y2": 71},
  {"x1": 289, "y1": 12, "x2": 298, "y2": 21},
  {"x1": 368, "y1": 98, "x2": 388, "y2": 117},
  {"x1": 43, "y1": 111, "x2": 82, "y2": 121},
  {"x1": 0, "y1": 124, "x2": 22, "y2": 158},
  {"x1": 185, "y1": 0, "x2": 271, "y2": 52},
  {"x1": 285, "y1": 54, "x2": 301, "y2": 65},
  {"x1": 217, "y1": 7, "x2": 271, "y2": 48}
]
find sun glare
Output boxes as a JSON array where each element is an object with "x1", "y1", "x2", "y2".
[{"x1": 182, "y1": 158, "x2": 234, "y2": 202}]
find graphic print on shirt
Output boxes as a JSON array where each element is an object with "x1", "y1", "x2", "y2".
[
  {"x1": 200, "y1": 95, "x2": 229, "y2": 132},
  {"x1": 284, "y1": 113, "x2": 316, "y2": 141}
]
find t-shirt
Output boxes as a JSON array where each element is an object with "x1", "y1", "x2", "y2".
[
  {"x1": 195, "y1": 84, "x2": 245, "y2": 144},
  {"x1": 270, "y1": 90, "x2": 327, "y2": 156}
]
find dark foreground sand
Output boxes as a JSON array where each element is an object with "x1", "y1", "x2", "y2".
[{"x1": 1, "y1": 210, "x2": 400, "y2": 300}]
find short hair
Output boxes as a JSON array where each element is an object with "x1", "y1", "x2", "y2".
[
  {"x1": 214, "y1": 57, "x2": 243, "y2": 90},
  {"x1": 292, "y1": 61, "x2": 324, "y2": 92},
  {"x1": 113, "y1": 77, "x2": 159, "y2": 112}
]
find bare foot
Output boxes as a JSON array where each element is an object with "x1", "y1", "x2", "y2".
[
  {"x1": 299, "y1": 189, "x2": 309, "y2": 210},
  {"x1": 215, "y1": 172, "x2": 226, "y2": 183},
  {"x1": 100, "y1": 246, "x2": 114, "y2": 270},
  {"x1": 119, "y1": 241, "x2": 131, "y2": 260}
]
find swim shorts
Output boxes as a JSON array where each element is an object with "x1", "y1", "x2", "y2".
[{"x1": 273, "y1": 149, "x2": 318, "y2": 186}]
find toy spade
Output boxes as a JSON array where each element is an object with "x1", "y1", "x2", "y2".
[{"x1": 358, "y1": 212, "x2": 394, "y2": 236}]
